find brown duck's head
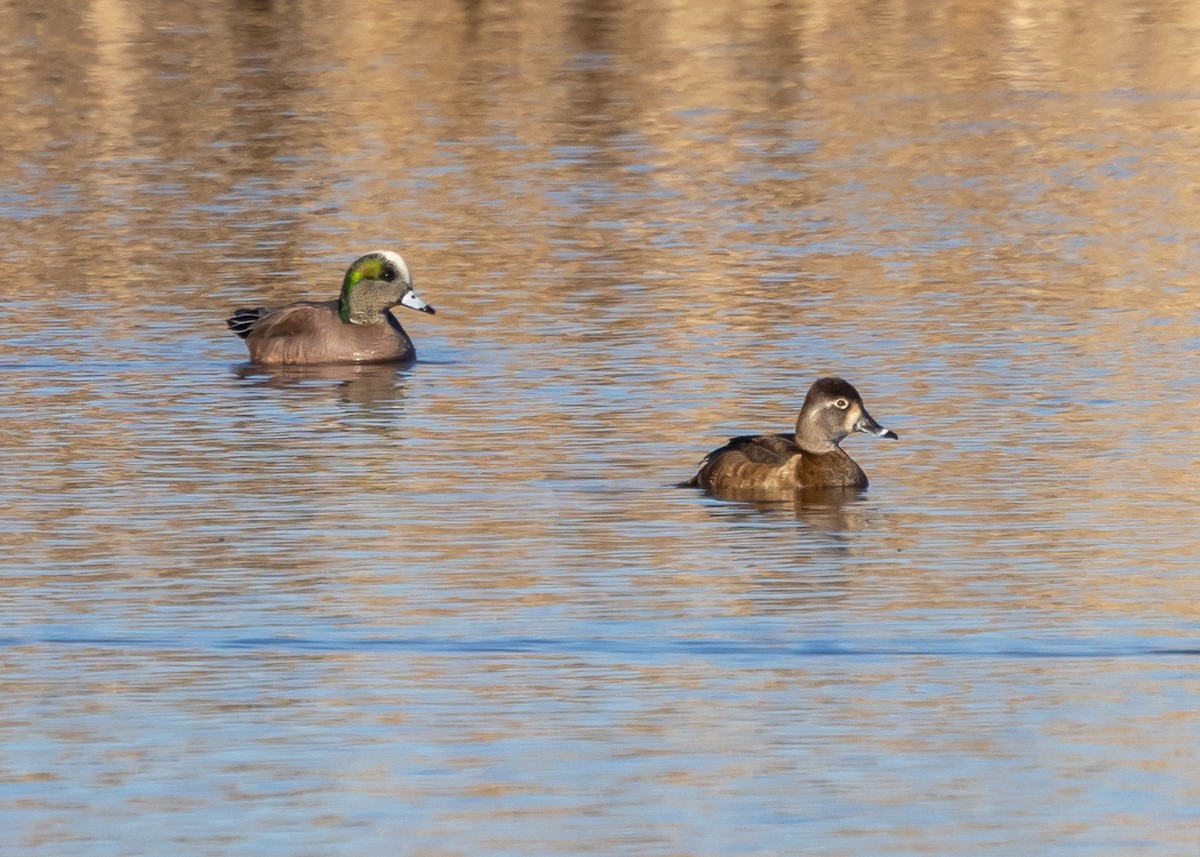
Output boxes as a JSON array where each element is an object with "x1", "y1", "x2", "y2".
[
  {"x1": 339, "y1": 250, "x2": 436, "y2": 324},
  {"x1": 795, "y1": 377, "x2": 898, "y2": 452}
]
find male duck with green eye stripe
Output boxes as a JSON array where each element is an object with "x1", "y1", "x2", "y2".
[
  {"x1": 689, "y1": 377, "x2": 898, "y2": 497},
  {"x1": 227, "y1": 250, "x2": 435, "y2": 365}
]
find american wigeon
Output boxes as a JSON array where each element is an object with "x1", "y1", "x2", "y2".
[
  {"x1": 227, "y1": 250, "x2": 435, "y2": 365},
  {"x1": 689, "y1": 377, "x2": 898, "y2": 494}
]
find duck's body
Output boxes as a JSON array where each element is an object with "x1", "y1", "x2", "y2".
[
  {"x1": 228, "y1": 299, "x2": 418, "y2": 364},
  {"x1": 689, "y1": 377, "x2": 897, "y2": 496},
  {"x1": 691, "y1": 433, "x2": 869, "y2": 493},
  {"x1": 227, "y1": 250, "x2": 434, "y2": 366}
]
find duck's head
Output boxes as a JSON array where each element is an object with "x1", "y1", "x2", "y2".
[
  {"x1": 795, "y1": 377, "x2": 898, "y2": 453},
  {"x1": 339, "y1": 250, "x2": 436, "y2": 324}
]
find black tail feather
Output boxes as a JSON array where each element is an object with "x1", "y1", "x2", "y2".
[{"x1": 226, "y1": 307, "x2": 266, "y2": 339}]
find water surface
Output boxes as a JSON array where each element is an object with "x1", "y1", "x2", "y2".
[{"x1": 2, "y1": 0, "x2": 1200, "y2": 854}]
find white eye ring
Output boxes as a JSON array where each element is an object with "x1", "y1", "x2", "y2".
[{"x1": 834, "y1": 398, "x2": 849, "y2": 410}]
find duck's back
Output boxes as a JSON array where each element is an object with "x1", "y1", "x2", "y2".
[
  {"x1": 227, "y1": 300, "x2": 414, "y2": 365},
  {"x1": 690, "y1": 433, "x2": 802, "y2": 493}
]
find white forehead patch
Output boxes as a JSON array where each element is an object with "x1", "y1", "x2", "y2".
[{"x1": 372, "y1": 249, "x2": 411, "y2": 281}]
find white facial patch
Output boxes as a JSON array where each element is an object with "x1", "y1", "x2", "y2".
[{"x1": 372, "y1": 249, "x2": 411, "y2": 283}]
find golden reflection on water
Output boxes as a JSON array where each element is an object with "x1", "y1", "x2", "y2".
[
  {"x1": 0, "y1": 0, "x2": 1197, "y2": 584},
  {"x1": 2, "y1": 0, "x2": 1200, "y2": 852}
]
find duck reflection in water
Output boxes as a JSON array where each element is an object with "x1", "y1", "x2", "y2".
[
  {"x1": 688, "y1": 377, "x2": 898, "y2": 502},
  {"x1": 700, "y1": 485, "x2": 882, "y2": 533},
  {"x1": 231, "y1": 362, "x2": 411, "y2": 409}
]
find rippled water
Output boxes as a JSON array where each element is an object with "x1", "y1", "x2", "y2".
[{"x1": 3, "y1": 0, "x2": 1200, "y2": 854}]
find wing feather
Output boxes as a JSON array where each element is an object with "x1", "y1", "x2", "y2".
[{"x1": 226, "y1": 301, "x2": 335, "y2": 340}]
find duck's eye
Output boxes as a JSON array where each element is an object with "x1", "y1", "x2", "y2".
[
  {"x1": 381, "y1": 268, "x2": 396, "y2": 281},
  {"x1": 834, "y1": 398, "x2": 849, "y2": 410}
]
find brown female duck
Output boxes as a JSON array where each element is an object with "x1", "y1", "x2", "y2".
[
  {"x1": 227, "y1": 250, "x2": 435, "y2": 365},
  {"x1": 689, "y1": 377, "x2": 898, "y2": 495}
]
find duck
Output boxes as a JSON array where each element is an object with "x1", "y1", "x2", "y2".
[
  {"x1": 689, "y1": 377, "x2": 898, "y2": 495},
  {"x1": 227, "y1": 250, "x2": 435, "y2": 365}
]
